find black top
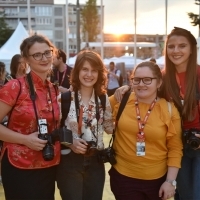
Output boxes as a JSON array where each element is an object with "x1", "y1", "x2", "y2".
[{"x1": 50, "y1": 64, "x2": 72, "y2": 89}]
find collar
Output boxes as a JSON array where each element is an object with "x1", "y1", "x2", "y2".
[{"x1": 77, "y1": 89, "x2": 95, "y2": 106}]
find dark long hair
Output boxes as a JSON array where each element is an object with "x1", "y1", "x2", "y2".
[
  {"x1": 70, "y1": 50, "x2": 107, "y2": 96},
  {"x1": 10, "y1": 54, "x2": 22, "y2": 79},
  {"x1": 163, "y1": 27, "x2": 197, "y2": 120}
]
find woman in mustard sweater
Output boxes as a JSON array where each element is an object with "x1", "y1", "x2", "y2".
[{"x1": 109, "y1": 61, "x2": 183, "y2": 200}]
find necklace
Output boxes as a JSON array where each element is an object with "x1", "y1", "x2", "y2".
[{"x1": 135, "y1": 97, "x2": 157, "y2": 142}]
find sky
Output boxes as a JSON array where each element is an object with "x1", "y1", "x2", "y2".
[{"x1": 55, "y1": 0, "x2": 199, "y2": 39}]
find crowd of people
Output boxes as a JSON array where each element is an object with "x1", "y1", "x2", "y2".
[{"x1": 0, "y1": 26, "x2": 199, "y2": 200}]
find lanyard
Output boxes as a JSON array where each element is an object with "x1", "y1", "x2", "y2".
[
  {"x1": 57, "y1": 67, "x2": 67, "y2": 86},
  {"x1": 135, "y1": 98, "x2": 157, "y2": 142},
  {"x1": 78, "y1": 105, "x2": 84, "y2": 135}
]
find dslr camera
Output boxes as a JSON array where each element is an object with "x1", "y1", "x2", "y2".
[
  {"x1": 85, "y1": 141, "x2": 97, "y2": 156},
  {"x1": 98, "y1": 147, "x2": 117, "y2": 165},
  {"x1": 183, "y1": 128, "x2": 200, "y2": 149},
  {"x1": 38, "y1": 119, "x2": 72, "y2": 161}
]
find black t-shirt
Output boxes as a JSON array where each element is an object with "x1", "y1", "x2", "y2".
[{"x1": 51, "y1": 64, "x2": 72, "y2": 89}]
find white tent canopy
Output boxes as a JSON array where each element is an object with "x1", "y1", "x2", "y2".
[{"x1": 0, "y1": 21, "x2": 29, "y2": 71}]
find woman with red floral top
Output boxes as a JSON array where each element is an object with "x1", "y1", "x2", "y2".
[
  {"x1": 115, "y1": 27, "x2": 199, "y2": 200},
  {"x1": 56, "y1": 50, "x2": 113, "y2": 200},
  {"x1": 0, "y1": 34, "x2": 60, "y2": 199}
]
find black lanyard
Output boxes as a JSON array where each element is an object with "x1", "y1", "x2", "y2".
[{"x1": 26, "y1": 73, "x2": 57, "y2": 133}]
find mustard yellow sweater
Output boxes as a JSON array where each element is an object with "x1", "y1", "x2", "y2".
[{"x1": 109, "y1": 93, "x2": 183, "y2": 180}]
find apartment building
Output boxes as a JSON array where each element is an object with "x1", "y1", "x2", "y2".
[{"x1": 0, "y1": 0, "x2": 102, "y2": 56}]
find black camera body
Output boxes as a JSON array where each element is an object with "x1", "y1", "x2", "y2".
[
  {"x1": 38, "y1": 127, "x2": 73, "y2": 161},
  {"x1": 51, "y1": 127, "x2": 73, "y2": 146},
  {"x1": 98, "y1": 147, "x2": 117, "y2": 165},
  {"x1": 183, "y1": 128, "x2": 200, "y2": 149},
  {"x1": 38, "y1": 133, "x2": 54, "y2": 161}
]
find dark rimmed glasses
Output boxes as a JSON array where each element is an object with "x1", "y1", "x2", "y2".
[
  {"x1": 132, "y1": 77, "x2": 157, "y2": 85},
  {"x1": 29, "y1": 50, "x2": 53, "y2": 61}
]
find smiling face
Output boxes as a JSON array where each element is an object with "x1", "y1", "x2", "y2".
[
  {"x1": 79, "y1": 60, "x2": 98, "y2": 90},
  {"x1": 25, "y1": 42, "x2": 53, "y2": 76},
  {"x1": 132, "y1": 66, "x2": 162, "y2": 104},
  {"x1": 167, "y1": 35, "x2": 191, "y2": 72}
]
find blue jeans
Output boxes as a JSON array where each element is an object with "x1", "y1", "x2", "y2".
[
  {"x1": 176, "y1": 144, "x2": 200, "y2": 200},
  {"x1": 56, "y1": 151, "x2": 105, "y2": 200}
]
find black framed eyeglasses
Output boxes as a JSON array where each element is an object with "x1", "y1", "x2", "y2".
[
  {"x1": 29, "y1": 50, "x2": 53, "y2": 61},
  {"x1": 132, "y1": 77, "x2": 157, "y2": 85}
]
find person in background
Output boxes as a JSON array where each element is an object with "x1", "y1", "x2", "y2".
[
  {"x1": 0, "y1": 62, "x2": 7, "y2": 89},
  {"x1": 10, "y1": 54, "x2": 28, "y2": 79},
  {"x1": 51, "y1": 49, "x2": 72, "y2": 93},
  {"x1": 107, "y1": 61, "x2": 121, "y2": 96},
  {"x1": 109, "y1": 61, "x2": 182, "y2": 200},
  {"x1": 0, "y1": 34, "x2": 60, "y2": 199},
  {"x1": 114, "y1": 27, "x2": 198, "y2": 200},
  {"x1": 56, "y1": 50, "x2": 113, "y2": 200}
]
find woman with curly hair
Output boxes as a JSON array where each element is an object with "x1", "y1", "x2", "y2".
[{"x1": 56, "y1": 50, "x2": 113, "y2": 200}]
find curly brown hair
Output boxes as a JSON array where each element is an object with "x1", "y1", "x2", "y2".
[{"x1": 70, "y1": 50, "x2": 107, "y2": 95}]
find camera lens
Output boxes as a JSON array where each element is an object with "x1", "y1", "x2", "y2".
[
  {"x1": 189, "y1": 139, "x2": 200, "y2": 149},
  {"x1": 42, "y1": 144, "x2": 54, "y2": 161}
]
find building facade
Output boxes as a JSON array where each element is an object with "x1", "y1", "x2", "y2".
[{"x1": 0, "y1": 0, "x2": 164, "y2": 59}]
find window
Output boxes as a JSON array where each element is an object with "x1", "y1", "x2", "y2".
[
  {"x1": 55, "y1": 30, "x2": 63, "y2": 39},
  {"x1": 55, "y1": 42, "x2": 63, "y2": 49},
  {"x1": 54, "y1": 7, "x2": 62, "y2": 16},
  {"x1": 35, "y1": 7, "x2": 52, "y2": 16},
  {"x1": 55, "y1": 18, "x2": 62, "y2": 27}
]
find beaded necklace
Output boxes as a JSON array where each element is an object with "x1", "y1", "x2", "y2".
[{"x1": 135, "y1": 97, "x2": 157, "y2": 143}]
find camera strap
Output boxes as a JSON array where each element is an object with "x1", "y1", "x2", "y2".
[{"x1": 26, "y1": 73, "x2": 56, "y2": 134}]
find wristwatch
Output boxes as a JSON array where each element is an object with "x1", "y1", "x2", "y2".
[{"x1": 165, "y1": 179, "x2": 177, "y2": 187}]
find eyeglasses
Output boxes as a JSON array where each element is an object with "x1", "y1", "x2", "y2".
[
  {"x1": 132, "y1": 77, "x2": 157, "y2": 85},
  {"x1": 29, "y1": 50, "x2": 53, "y2": 61}
]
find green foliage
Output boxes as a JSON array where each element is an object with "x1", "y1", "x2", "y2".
[
  {"x1": 188, "y1": 0, "x2": 200, "y2": 33},
  {"x1": 188, "y1": 12, "x2": 200, "y2": 26},
  {"x1": 81, "y1": 0, "x2": 100, "y2": 42},
  {"x1": 0, "y1": 11, "x2": 13, "y2": 47}
]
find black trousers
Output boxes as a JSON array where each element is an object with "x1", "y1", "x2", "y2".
[{"x1": 1, "y1": 151, "x2": 56, "y2": 200}]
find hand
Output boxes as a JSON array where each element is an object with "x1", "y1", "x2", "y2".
[
  {"x1": 159, "y1": 182, "x2": 175, "y2": 200},
  {"x1": 69, "y1": 138, "x2": 88, "y2": 154},
  {"x1": 58, "y1": 86, "x2": 69, "y2": 93},
  {"x1": 24, "y1": 132, "x2": 47, "y2": 151},
  {"x1": 114, "y1": 85, "x2": 130, "y2": 102}
]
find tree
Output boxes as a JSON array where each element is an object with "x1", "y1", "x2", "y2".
[
  {"x1": 0, "y1": 11, "x2": 13, "y2": 47},
  {"x1": 81, "y1": 0, "x2": 100, "y2": 42},
  {"x1": 188, "y1": 0, "x2": 200, "y2": 36}
]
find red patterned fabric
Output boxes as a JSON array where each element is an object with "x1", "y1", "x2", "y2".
[{"x1": 0, "y1": 71, "x2": 60, "y2": 169}]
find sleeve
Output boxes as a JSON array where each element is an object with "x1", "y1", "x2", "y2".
[
  {"x1": 116, "y1": 70, "x2": 121, "y2": 78},
  {"x1": 103, "y1": 94, "x2": 114, "y2": 134},
  {"x1": 165, "y1": 103, "x2": 183, "y2": 168},
  {"x1": 0, "y1": 79, "x2": 21, "y2": 107}
]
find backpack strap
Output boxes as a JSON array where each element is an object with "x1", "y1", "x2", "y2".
[
  {"x1": 99, "y1": 94, "x2": 106, "y2": 112},
  {"x1": 115, "y1": 91, "x2": 131, "y2": 127},
  {"x1": 60, "y1": 91, "x2": 71, "y2": 127},
  {"x1": 108, "y1": 91, "x2": 131, "y2": 148}
]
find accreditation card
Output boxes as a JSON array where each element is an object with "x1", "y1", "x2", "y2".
[{"x1": 136, "y1": 142, "x2": 145, "y2": 156}]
